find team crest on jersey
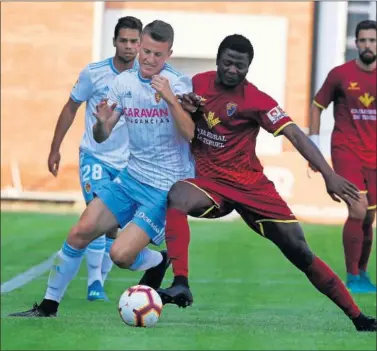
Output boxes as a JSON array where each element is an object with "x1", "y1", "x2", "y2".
[
  {"x1": 266, "y1": 105, "x2": 288, "y2": 124},
  {"x1": 85, "y1": 182, "x2": 91, "y2": 193},
  {"x1": 226, "y1": 102, "x2": 238, "y2": 117},
  {"x1": 348, "y1": 81, "x2": 360, "y2": 91},
  {"x1": 204, "y1": 111, "x2": 221, "y2": 129},
  {"x1": 359, "y1": 93, "x2": 375, "y2": 108},
  {"x1": 155, "y1": 93, "x2": 162, "y2": 104}
]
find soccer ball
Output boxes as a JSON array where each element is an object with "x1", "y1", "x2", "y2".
[{"x1": 118, "y1": 285, "x2": 163, "y2": 327}]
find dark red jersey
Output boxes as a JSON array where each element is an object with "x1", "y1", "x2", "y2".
[
  {"x1": 314, "y1": 60, "x2": 376, "y2": 168},
  {"x1": 191, "y1": 71, "x2": 294, "y2": 188}
]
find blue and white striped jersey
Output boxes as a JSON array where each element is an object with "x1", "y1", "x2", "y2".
[
  {"x1": 71, "y1": 57, "x2": 139, "y2": 170},
  {"x1": 107, "y1": 64, "x2": 195, "y2": 191}
]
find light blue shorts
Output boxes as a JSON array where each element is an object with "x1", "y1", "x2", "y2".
[
  {"x1": 79, "y1": 150, "x2": 120, "y2": 204},
  {"x1": 94, "y1": 169, "x2": 167, "y2": 246}
]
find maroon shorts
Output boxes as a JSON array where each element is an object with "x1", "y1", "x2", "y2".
[
  {"x1": 332, "y1": 149, "x2": 377, "y2": 210},
  {"x1": 182, "y1": 175, "x2": 297, "y2": 235}
]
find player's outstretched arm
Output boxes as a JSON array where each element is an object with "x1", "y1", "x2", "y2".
[
  {"x1": 282, "y1": 123, "x2": 360, "y2": 204},
  {"x1": 48, "y1": 98, "x2": 82, "y2": 177},
  {"x1": 151, "y1": 75, "x2": 195, "y2": 142},
  {"x1": 92, "y1": 101, "x2": 120, "y2": 143}
]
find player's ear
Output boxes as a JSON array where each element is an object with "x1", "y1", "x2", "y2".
[
  {"x1": 168, "y1": 49, "x2": 173, "y2": 58},
  {"x1": 113, "y1": 37, "x2": 116, "y2": 48}
]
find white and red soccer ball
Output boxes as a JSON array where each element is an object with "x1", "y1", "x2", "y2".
[{"x1": 118, "y1": 285, "x2": 163, "y2": 327}]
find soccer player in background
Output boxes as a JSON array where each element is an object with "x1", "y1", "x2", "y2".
[
  {"x1": 46, "y1": 16, "x2": 143, "y2": 301},
  {"x1": 309, "y1": 20, "x2": 376, "y2": 293},
  {"x1": 9, "y1": 20, "x2": 195, "y2": 318},
  {"x1": 158, "y1": 34, "x2": 377, "y2": 331}
]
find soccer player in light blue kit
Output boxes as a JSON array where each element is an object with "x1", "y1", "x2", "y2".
[
  {"x1": 46, "y1": 16, "x2": 143, "y2": 301},
  {"x1": 10, "y1": 20, "x2": 195, "y2": 317}
]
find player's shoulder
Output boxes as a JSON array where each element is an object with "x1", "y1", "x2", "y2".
[
  {"x1": 192, "y1": 71, "x2": 216, "y2": 84},
  {"x1": 161, "y1": 63, "x2": 185, "y2": 81},
  {"x1": 87, "y1": 57, "x2": 112, "y2": 72},
  {"x1": 244, "y1": 81, "x2": 277, "y2": 109},
  {"x1": 116, "y1": 67, "x2": 138, "y2": 84},
  {"x1": 328, "y1": 60, "x2": 356, "y2": 77}
]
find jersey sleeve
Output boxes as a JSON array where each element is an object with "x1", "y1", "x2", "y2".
[
  {"x1": 255, "y1": 93, "x2": 294, "y2": 137},
  {"x1": 313, "y1": 68, "x2": 338, "y2": 110},
  {"x1": 70, "y1": 66, "x2": 93, "y2": 103},
  {"x1": 106, "y1": 75, "x2": 123, "y2": 113},
  {"x1": 172, "y1": 75, "x2": 193, "y2": 95}
]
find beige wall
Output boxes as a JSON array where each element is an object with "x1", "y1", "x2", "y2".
[{"x1": 1, "y1": 2, "x2": 94, "y2": 190}]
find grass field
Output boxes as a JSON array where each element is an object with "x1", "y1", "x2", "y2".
[{"x1": 1, "y1": 211, "x2": 376, "y2": 350}]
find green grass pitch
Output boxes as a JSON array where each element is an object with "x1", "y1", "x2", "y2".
[{"x1": 1, "y1": 211, "x2": 376, "y2": 350}]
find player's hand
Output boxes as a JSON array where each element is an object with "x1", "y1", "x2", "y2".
[
  {"x1": 324, "y1": 172, "x2": 360, "y2": 205},
  {"x1": 48, "y1": 150, "x2": 61, "y2": 177},
  {"x1": 176, "y1": 93, "x2": 206, "y2": 113},
  {"x1": 151, "y1": 75, "x2": 175, "y2": 104},
  {"x1": 93, "y1": 99, "x2": 117, "y2": 124}
]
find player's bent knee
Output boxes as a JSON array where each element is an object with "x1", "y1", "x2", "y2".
[
  {"x1": 67, "y1": 220, "x2": 97, "y2": 249},
  {"x1": 109, "y1": 244, "x2": 134, "y2": 269},
  {"x1": 348, "y1": 197, "x2": 368, "y2": 220},
  {"x1": 167, "y1": 182, "x2": 192, "y2": 212}
]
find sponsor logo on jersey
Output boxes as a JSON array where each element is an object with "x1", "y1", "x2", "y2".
[
  {"x1": 347, "y1": 81, "x2": 360, "y2": 91},
  {"x1": 359, "y1": 93, "x2": 375, "y2": 108},
  {"x1": 123, "y1": 107, "x2": 169, "y2": 118},
  {"x1": 226, "y1": 102, "x2": 237, "y2": 117},
  {"x1": 266, "y1": 105, "x2": 288, "y2": 124},
  {"x1": 204, "y1": 111, "x2": 221, "y2": 129}
]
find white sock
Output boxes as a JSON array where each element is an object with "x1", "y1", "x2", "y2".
[
  {"x1": 44, "y1": 241, "x2": 85, "y2": 302},
  {"x1": 101, "y1": 236, "x2": 115, "y2": 286},
  {"x1": 86, "y1": 235, "x2": 106, "y2": 287},
  {"x1": 129, "y1": 248, "x2": 163, "y2": 272}
]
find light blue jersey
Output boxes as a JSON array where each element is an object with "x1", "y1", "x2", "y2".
[
  {"x1": 107, "y1": 63, "x2": 195, "y2": 191},
  {"x1": 71, "y1": 57, "x2": 139, "y2": 170},
  {"x1": 95, "y1": 64, "x2": 195, "y2": 245}
]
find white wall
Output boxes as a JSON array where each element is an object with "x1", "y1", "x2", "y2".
[{"x1": 102, "y1": 9, "x2": 289, "y2": 155}]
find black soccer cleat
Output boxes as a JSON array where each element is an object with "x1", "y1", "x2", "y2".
[
  {"x1": 8, "y1": 303, "x2": 57, "y2": 318},
  {"x1": 157, "y1": 284, "x2": 194, "y2": 308},
  {"x1": 138, "y1": 250, "x2": 171, "y2": 290},
  {"x1": 352, "y1": 313, "x2": 377, "y2": 332}
]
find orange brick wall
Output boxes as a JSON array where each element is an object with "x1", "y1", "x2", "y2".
[
  {"x1": 107, "y1": 1, "x2": 315, "y2": 130},
  {"x1": 1, "y1": 2, "x2": 94, "y2": 190}
]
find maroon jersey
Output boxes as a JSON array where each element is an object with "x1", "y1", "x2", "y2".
[
  {"x1": 314, "y1": 60, "x2": 376, "y2": 168},
  {"x1": 191, "y1": 71, "x2": 294, "y2": 188}
]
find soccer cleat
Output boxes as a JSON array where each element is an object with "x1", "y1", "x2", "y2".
[
  {"x1": 157, "y1": 284, "x2": 193, "y2": 308},
  {"x1": 138, "y1": 250, "x2": 171, "y2": 290},
  {"x1": 347, "y1": 274, "x2": 376, "y2": 293},
  {"x1": 87, "y1": 280, "x2": 109, "y2": 301},
  {"x1": 8, "y1": 303, "x2": 57, "y2": 318},
  {"x1": 352, "y1": 313, "x2": 377, "y2": 332},
  {"x1": 359, "y1": 271, "x2": 377, "y2": 293}
]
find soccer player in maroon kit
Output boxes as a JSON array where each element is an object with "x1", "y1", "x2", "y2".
[
  {"x1": 157, "y1": 34, "x2": 377, "y2": 331},
  {"x1": 309, "y1": 20, "x2": 376, "y2": 293}
]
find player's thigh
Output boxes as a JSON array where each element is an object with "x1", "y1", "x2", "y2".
[
  {"x1": 364, "y1": 167, "x2": 377, "y2": 211},
  {"x1": 169, "y1": 179, "x2": 229, "y2": 218},
  {"x1": 110, "y1": 223, "x2": 151, "y2": 266},
  {"x1": 67, "y1": 197, "x2": 119, "y2": 247},
  {"x1": 79, "y1": 151, "x2": 114, "y2": 204}
]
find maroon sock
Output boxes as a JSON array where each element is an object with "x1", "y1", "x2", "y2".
[
  {"x1": 305, "y1": 256, "x2": 360, "y2": 319},
  {"x1": 359, "y1": 222, "x2": 374, "y2": 272},
  {"x1": 342, "y1": 217, "x2": 364, "y2": 275},
  {"x1": 165, "y1": 208, "x2": 190, "y2": 278}
]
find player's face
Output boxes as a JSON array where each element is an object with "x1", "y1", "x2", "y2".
[
  {"x1": 113, "y1": 28, "x2": 141, "y2": 63},
  {"x1": 139, "y1": 33, "x2": 173, "y2": 78},
  {"x1": 217, "y1": 49, "x2": 250, "y2": 87},
  {"x1": 356, "y1": 29, "x2": 376, "y2": 65}
]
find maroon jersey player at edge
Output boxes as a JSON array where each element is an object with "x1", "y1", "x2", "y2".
[
  {"x1": 157, "y1": 34, "x2": 377, "y2": 332},
  {"x1": 309, "y1": 20, "x2": 376, "y2": 293}
]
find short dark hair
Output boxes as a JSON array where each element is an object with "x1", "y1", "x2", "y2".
[
  {"x1": 355, "y1": 19, "x2": 376, "y2": 39},
  {"x1": 142, "y1": 20, "x2": 174, "y2": 47},
  {"x1": 114, "y1": 16, "x2": 143, "y2": 39},
  {"x1": 217, "y1": 34, "x2": 254, "y2": 64}
]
